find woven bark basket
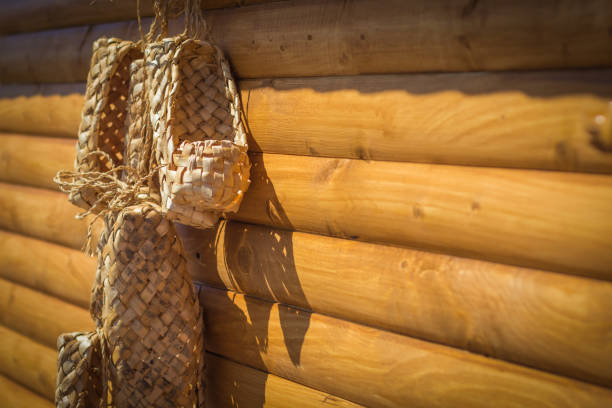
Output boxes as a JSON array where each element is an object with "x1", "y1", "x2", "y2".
[
  {"x1": 71, "y1": 38, "x2": 142, "y2": 211},
  {"x1": 146, "y1": 37, "x2": 251, "y2": 229}
]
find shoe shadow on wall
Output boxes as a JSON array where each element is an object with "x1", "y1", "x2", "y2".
[{"x1": 177, "y1": 150, "x2": 310, "y2": 407}]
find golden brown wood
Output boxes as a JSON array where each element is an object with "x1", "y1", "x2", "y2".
[
  {"x1": 0, "y1": 133, "x2": 75, "y2": 190},
  {"x1": 1, "y1": 155, "x2": 608, "y2": 385},
  {"x1": 0, "y1": 325, "x2": 57, "y2": 400},
  {"x1": 234, "y1": 153, "x2": 612, "y2": 279},
  {"x1": 0, "y1": 278, "x2": 94, "y2": 348},
  {"x1": 183, "y1": 221, "x2": 612, "y2": 387},
  {"x1": 2, "y1": 0, "x2": 611, "y2": 83},
  {"x1": 4, "y1": 67, "x2": 612, "y2": 173},
  {"x1": 0, "y1": 182, "x2": 99, "y2": 250},
  {"x1": 0, "y1": 0, "x2": 278, "y2": 35},
  {"x1": 2, "y1": 150, "x2": 612, "y2": 279},
  {"x1": 0, "y1": 84, "x2": 83, "y2": 138},
  {"x1": 207, "y1": 353, "x2": 363, "y2": 408},
  {"x1": 0, "y1": 230, "x2": 95, "y2": 308},
  {"x1": 199, "y1": 286, "x2": 612, "y2": 408},
  {"x1": 242, "y1": 72, "x2": 612, "y2": 173},
  {"x1": 0, "y1": 374, "x2": 54, "y2": 408}
]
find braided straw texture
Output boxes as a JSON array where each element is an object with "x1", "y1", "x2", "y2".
[
  {"x1": 124, "y1": 58, "x2": 148, "y2": 173},
  {"x1": 56, "y1": 332, "x2": 103, "y2": 408},
  {"x1": 58, "y1": 37, "x2": 207, "y2": 407},
  {"x1": 72, "y1": 38, "x2": 142, "y2": 211},
  {"x1": 146, "y1": 38, "x2": 250, "y2": 229},
  {"x1": 97, "y1": 203, "x2": 205, "y2": 407}
]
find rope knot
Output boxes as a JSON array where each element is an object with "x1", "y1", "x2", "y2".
[{"x1": 54, "y1": 150, "x2": 161, "y2": 255}]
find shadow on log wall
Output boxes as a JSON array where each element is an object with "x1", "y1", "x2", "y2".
[{"x1": 178, "y1": 151, "x2": 311, "y2": 407}]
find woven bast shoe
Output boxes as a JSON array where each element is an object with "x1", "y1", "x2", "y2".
[
  {"x1": 72, "y1": 38, "x2": 143, "y2": 211},
  {"x1": 124, "y1": 57, "x2": 149, "y2": 173},
  {"x1": 97, "y1": 203, "x2": 205, "y2": 407},
  {"x1": 146, "y1": 37, "x2": 251, "y2": 229},
  {"x1": 55, "y1": 332, "x2": 103, "y2": 408}
]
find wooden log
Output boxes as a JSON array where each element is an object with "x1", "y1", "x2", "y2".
[
  {"x1": 1, "y1": 0, "x2": 612, "y2": 83},
  {"x1": 4, "y1": 67, "x2": 612, "y2": 172},
  {"x1": 0, "y1": 133, "x2": 75, "y2": 190},
  {"x1": 0, "y1": 231, "x2": 95, "y2": 308},
  {"x1": 0, "y1": 325, "x2": 57, "y2": 400},
  {"x1": 199, "y1": 286, "x2": 612, "y2": 408},
  {"x1": 243, "y1": 72, "x2": 612, "y2": 173},
  {"x1": 2, "y1": 150, "x2": 612, "y2": 280},
  {"x1": 0, "y1": 374, "x2": 54, "y2": 408},
  {"x1": 233, "y1": 153, "x2": 612, "y2": 280},
  {"x1": 182, "y1": 220, "x2": 612, "y2": 388},
  {"x1": 0, "y1": 182, "x2": 98, "y2": 250},
  {"x1": 207, "y1": 353, "x2": 363, "y2": 408},
  {"x1": 0, "y1": 281, "x2": 361, "y2": 407},
  {"x1": 2, "y1": 148, "x2": 609, "y2": 385},
  {"x1": 0, "y1": 84, "x2": 84, "y2": 138},
  {"x1": 0, "y1": 0, "x2": 275, "y2": 35},
  {"x1": 0, "y1": 278, "x2": 94, "y2": 348}
]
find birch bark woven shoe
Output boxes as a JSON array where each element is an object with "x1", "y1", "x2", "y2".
[
  {"x1": 97, "y1": 203, "x2": 205, "y2": 407},
  {"x1": 146, "y1": 37, "x2": 251, "y2": 229},
  {"x1": 71, "y1": 38, "x2": 143, "y2": 210},
  {"x1": 55, "y1": 332, "x2": 103, "y2": 408},
  {"x1": 124, "y1": 58, "x2": 149, "y2": 173}
]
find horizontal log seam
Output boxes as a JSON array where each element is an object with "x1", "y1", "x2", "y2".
[
  {"x1": 194, "y1": 280, "x2": 612, "y2": 389},
  {"x1": 3, "y1": 66, "x2": 612, "y2": 172},
  {"x1": 198, "y1": 284, "x2": 612, "y2": 408},
  {"x1": 2, "y1": 0, "x2": 612, "y2": 83},
  {"x1": 0, "y1": 374, "x2": 54, "y2": 407},
  {"x1": 1, "y1": 150, "x2": 612, "y2": 280},
  {"x1": 0, "y1": 0, "x2": 284, "y2": 35},
  {"x1": 0, "y1": 324, "x2": 57, "y2": 400}
]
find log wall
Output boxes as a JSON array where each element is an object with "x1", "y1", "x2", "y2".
[{"x1": 0, "y1": 0, "x2": 610, "y2": 406}]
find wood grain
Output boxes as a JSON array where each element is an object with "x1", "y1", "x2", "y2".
[
  {"x1": 0, "y1": 278, "x2": 94, "y2": 348},
  {"x1": 0, "y1": 133, "x2": 75, "y2": 190},
  {"x1": 0, "y1": 84, "x2": 84, "y2": 138},
  {"x1": 0, "y1": 325, "x2": 57, "y2": 400},
  {"x1": 242, "y1": 72, "x2": 612, "y2": 172},
  {"x1": 2, "y1": 0, "x2": 611, "y2": 83},
  {"x1": 182, "y1": 220, "x2": 612, "y2": 387},
  {"x1": 0, "y1": 374, "x2": 54, "y2": 407},
  {"x1": 0, "y1": 0, "x2": 276, "y2": 35},
  {"x1": 207, "y1": 353, "x2": 364, "y2": 408},
  {"x1": 0, "y1": 182, "x2": 98, "y2": 250},
  {"x1": 2, "y1": 150, "x2": 612, "y2": 280},
  {"x1": 2, "y1": 148, "x2": 609, "y2": 385},
  {"x1": 3, "y1": 68, "x2": 612, "y2": 172},
  {"x1": 199, "y1": 286, "x2": 612, "y2": 408},
  {"x1": 0, "y1": 230, "x2": 95, "y2": 308},
  {"x1": 234, "y1": 153, "x2": 612, "y2": 279}
]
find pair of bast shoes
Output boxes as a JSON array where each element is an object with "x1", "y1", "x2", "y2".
[
  {"x1": 54, "y1": 35, "x2": 251, "y2": 408},
  {"x1": 73, "y1": 35, "x2": 251, "y2": 229}
]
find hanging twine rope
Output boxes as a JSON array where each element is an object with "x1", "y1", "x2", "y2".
[
  {"x1": 54, "y1": 151, "x2": 161, "y2": 255},
  {"x1": 57, "y1": 0, "x2": 209, "y2": 256},
  {"x1": 137, "y1": 0, "x2": 208, "y2": 43}
]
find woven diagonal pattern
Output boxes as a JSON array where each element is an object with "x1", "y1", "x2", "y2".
[
  {"x1": 71, "y1": 38, "x2": 141, "y2": 210},
  {"x1": 98, "y1": 203, "x2": 205, "y2": 407},
  {"x1": 124, "y1": 58, "x2": 147, "y2": 172},
  {"x1": 162, "y1": 139, "x2": 250, "y2": 227},
  {"x1": 144, "y1": 39, "x2": 173, "y2": 163},
  {"x1": 146, "y1": 38, "x2": 250, "y2": 229},
  {"x1": 170, "y1": 41, "x2": 235, "y2": 143},
  {"x1": 56, "y1": 332, "x2": 103, "y2": 408}
]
